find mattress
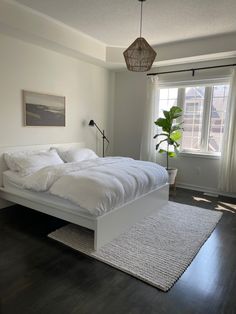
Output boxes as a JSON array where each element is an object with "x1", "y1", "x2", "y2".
[{"x1": 2, "y1": 170, "x2": 91, "y2": 217}]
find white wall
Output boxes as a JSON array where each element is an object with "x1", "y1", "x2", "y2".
[
  {"x1": 0, "y1": 33, "x2": 114, "y2": 155},
  {"x1": 113, "y1": 59, "x2": 236, "y2": 195},
  {"x1": 113, "y1": 72, "x2": 146, "y2": 159}
]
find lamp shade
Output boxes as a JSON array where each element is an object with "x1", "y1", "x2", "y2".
[
  {"x1": 88, "y1": 120, "x2": 95, "y2": 126},
  {"x1": 123, "y1": 37, "x2": 157, "y2": 72}
]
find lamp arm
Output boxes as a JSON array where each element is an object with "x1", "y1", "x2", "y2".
[{"x1": 94, "y1": 123, "x2": 109, "y2": 143}]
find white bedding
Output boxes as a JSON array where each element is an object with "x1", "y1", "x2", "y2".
[
  {"x1": 22, "y1": 157, "x2": 168, "y2": 216},
  {"x1": 3, "y1": 170, "x2": 90, "y2": 215},
  {"x1": 3, "y1": 170, "x2": 27, "y2": 189},
  {"x1": 4, "y1": 149, "x2": 63, "y2": 176}
]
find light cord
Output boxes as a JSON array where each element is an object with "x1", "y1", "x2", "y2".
[{"x1": 139, "y1": 1, "x2": 143, "y2": 37}]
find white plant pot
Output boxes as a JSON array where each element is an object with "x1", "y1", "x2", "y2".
[{"x1": 166, "y1": 168, "x2": 178, "y2": 185}]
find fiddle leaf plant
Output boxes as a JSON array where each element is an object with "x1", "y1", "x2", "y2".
[{"x1": 154, "y1": 106, "x2": 183, "y2": 170}]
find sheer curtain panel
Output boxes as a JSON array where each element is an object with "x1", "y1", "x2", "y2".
[
  {"x1": 140, "y1": 76, "x2": 159, "y2": 162},
  {"x1": 219, "y1": 69, "x2": 236, "y2": 193}
]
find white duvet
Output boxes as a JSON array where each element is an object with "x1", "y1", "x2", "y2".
[{"x1": 23, "y1": 157, "x2": 168, "y2": 216}]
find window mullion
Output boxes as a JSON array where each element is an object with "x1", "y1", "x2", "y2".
[
  {"x1": 201, "y1": 87, "x2": 212, "y2": 152},
  {"x1": 177, "y1": 88, "x2": 185, "y2": 151},
  {"x1": 177, "y1": 88, "x2": 185, "y2": 110},
  {"x1": 205, "y1": 87, "x2": 213, "y2": 152}
]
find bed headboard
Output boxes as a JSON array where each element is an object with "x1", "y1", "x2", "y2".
[{"x1": 0, "y1": 142, "x2": 84, "y2": 187}]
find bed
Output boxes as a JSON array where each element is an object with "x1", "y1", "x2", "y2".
[{"x1": 0, "y1": 143, "x2": 169, "y2": 250}]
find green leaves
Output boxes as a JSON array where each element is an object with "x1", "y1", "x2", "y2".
[
  {"x1": 163, "y1": 110, "x2": 170, "y2": 119},
  {"x1": 155, "y1": 139, "x2": 167, "y2": 151},
  {"x1": 168, "y1": 151, "x2": 176, "y2": 157},
  {"x1": 169, "y1": 106, "x2": 182, "y2": 119},
  {"x1": 153, "y1": 133, "x2": 168, "y2": 139},
  {"x1": 170, "y1": 130, "x2": 182, "y2": 141},
  {"x1": 153, "y1": 105, "x2": 183, "y2": 166},
  {"x1": 154, "y1": 106, "x2": 183, "y2": 133},
  {"x1": 171, "y1": 123, "x2": 183, "y2": 132},
  {"x1": 154, "y1": 118, "x2": 170, "y2": 132}
]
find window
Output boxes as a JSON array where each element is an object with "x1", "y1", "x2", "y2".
[
  {"x1": 159, "y1": 88, "x2": 178, "y2": 117},
  {"x1": 208, "y1": 85, "x2": 229, "y2": 153},
  {"x1": 158, "y1": 82, "x2": 229, "y2": 155},
  {"x1": 182, "y1": 86, "x2": 205, "y2": 151}
]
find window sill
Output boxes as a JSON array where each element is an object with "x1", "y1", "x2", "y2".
[{"x1": 179, "y1": 151, "x2": 221, "y2": 159}]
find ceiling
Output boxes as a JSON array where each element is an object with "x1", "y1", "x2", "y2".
[{"x1": 14, "y1": 0, "x2": 236, "y2": 47}]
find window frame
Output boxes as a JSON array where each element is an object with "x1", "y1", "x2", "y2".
[{"x1": 158, "y1": 78, "x2": 230, "y2": 157}]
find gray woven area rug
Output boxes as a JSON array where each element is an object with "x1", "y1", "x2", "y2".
[{"x1": 48, "y1": 201, "x2": 222, "y2": 291}]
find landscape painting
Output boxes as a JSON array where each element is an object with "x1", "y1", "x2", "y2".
[{"x1": 23, "y1": 91, "x2": 65, "y2": 126}]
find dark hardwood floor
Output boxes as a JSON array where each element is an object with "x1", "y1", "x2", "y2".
[{"x1": 0, "y1": 188, "x2": 236, "y2": 314}]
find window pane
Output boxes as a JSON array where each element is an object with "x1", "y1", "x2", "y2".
[
  {"x1": 157, "y1": 88, "x2": 178, "y2": 151},
  {"x1": 212, "y1": 84, "x2": 228, "y2": 97},
  {"x1": 169, "y1": 88, "x2": 178, "y2": 99},
  {"x1": 158, "y1": 88, "x2": 178, "y2": 117},
  {"x1": 185, "y1": 86, "x2": 205, "y2": 98},
  {"x1": 159, "y1": 89, "x2": 169, "y2": 99},
  {"x1": 181, "y1": 87, "x2": 205, "y2": 151},
  {"x1": 208, "y1": 85, "x2": 229, "y2": 153}
]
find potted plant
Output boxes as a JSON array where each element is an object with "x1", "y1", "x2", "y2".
[{"x1": 153, "y1": 106, "x2": 183, "y2": 184}]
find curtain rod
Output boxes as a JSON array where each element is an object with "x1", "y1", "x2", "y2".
[{"x1": 147, "y1": 63, "x2": 236, "y2": 77}]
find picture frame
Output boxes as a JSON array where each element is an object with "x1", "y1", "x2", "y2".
[{"x1": 23, "y1": 90, "x2": 66, "y2": 126}]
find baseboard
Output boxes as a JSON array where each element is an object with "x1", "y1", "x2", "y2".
[
  {"x1": 176, "y1": 182, "x2": 236, "y2": 199},
  {"x1": 0, "y1": 198, "x2": 14, "y2": 209}
]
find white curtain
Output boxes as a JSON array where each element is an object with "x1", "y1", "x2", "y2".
[
  {"x1": 219, "y1": 69, "x2": 236, "y2": 193},
  {"x1": 140, "y1": 76, "x2": 160, "y2": 162}
]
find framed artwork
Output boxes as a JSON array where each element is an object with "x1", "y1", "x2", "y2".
[{"x1": 23, "y1": 90, "x2": 66, "y2": 126}]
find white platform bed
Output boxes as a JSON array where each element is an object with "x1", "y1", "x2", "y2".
[{"x1": 0, "y1": 143, "x2": 169, "y2": 250}]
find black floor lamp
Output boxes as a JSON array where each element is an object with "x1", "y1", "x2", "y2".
[{"x1": 88, "y1": 120, "x2": 109, "y2": 157}]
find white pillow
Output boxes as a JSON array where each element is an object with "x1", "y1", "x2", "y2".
[
  {"x1": 4, "y1": 149, "x2": 64, "y2": 176},
  {"x1": 4, "y1": 150, "x2": 47, "y2": 172},
  {"x1": 55, "y1": 147, "x2": 98, "y2": 163}
]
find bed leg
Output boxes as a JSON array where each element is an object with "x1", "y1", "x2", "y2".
[
  {"x1": 94, "y1": 224, "x2": 107, "y2": 251},
  {"x1": 94, "y1": 228, "x2": 100, "y2": 251}
]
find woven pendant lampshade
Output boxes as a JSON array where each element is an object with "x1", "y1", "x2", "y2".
[
  {"x1": 123, "y1": 0, "x2": 157, "y2": 72},
  {"x1": 123, "y1": 37, "x2": 156, "y2": 72}
]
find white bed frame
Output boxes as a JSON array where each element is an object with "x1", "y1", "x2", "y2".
[{"x1": 0, "y1": 143, "x2": 169, "y2": 250}]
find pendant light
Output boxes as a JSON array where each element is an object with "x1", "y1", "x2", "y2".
[{"x1": 123, "y1": 0, "x2": 157, "y2": 72}]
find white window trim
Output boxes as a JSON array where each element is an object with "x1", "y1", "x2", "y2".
[
  {"x1": 158, "y1": 77, "x2": 230, "y2": 88},
  {"x1": 179, "y1": 151, "x2": 221, "y2": 159}
]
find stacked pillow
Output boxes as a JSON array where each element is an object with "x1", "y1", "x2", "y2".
[
  {"x1": 4, "y1": 147, "x2": 99, "y2": 176},
  {"x1": 53, "y1": 147, "x2": 98, "y2": 163},
  {"x1": 4, "y1": 149, "x2": 64, "y2": 176}
]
